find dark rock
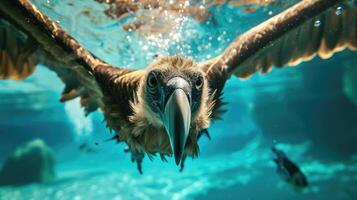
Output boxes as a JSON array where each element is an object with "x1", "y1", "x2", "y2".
[{"x1": 0, "y1": 139, "x2": 55, "y2": 186}]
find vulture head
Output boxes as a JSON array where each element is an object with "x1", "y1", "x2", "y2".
[{"x1": 131, "y1": 56, "x2": 211, "y2": 165}]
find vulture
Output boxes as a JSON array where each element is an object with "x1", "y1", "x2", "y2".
[{"x1": 0, "y1": 0, "x2": 356, "y2": 172}]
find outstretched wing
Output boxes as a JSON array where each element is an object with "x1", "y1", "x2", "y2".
[
  {"x1": 201, "y1": 0, "x2": 356, "y2": 82},
  {"x1": 0, "y1": 0, "x2": 138, "y2": 115}
]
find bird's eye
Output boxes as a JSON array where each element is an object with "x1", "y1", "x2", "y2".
[
  {"x1": 195, "y1": 76, "x2": 203, "y2": 89},
  {"x1": 147, "y1": 71, "x2": 158, "y2": 88}
]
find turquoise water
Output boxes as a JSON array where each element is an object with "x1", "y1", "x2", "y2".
[{"x1": 0, "y1": 0, "x2": 357, "y2": 199}]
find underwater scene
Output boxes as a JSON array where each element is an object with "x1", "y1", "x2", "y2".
[{"x1": 0, "y1": 0, "x2": 356, "y2": 199}]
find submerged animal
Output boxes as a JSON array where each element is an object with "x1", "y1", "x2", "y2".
[
  {"x1": 272, "y1": 147, "x2": 308, "y2": 190},
  {"x1": 0, "y1": 0, "x2": 356, "y2": 171}
]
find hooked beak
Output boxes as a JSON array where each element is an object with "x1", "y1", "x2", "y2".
[{"x1": 162, "y1": 79, "x2": 191, "y2": 165}]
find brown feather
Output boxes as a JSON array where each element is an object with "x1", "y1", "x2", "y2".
[
  {"x1": 0, "y1": 0, "x2": 128, "y2": 117},
  {"x1": 201, "y1": 0, "x2": 356, "y2": 81},
  {"x1": 0, "y1": 20, "x2": 37, "y2": 80},
  {"x1": 232, "y1": 1, "x2": 356, "y2": 77}
]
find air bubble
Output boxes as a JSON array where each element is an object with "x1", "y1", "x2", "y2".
[
  {"x1": 314, "y1": 20, "x2": 321, "y2": 27},
  {"x1": 335, "y1": 6, "x2": 344, "y2": 15}
]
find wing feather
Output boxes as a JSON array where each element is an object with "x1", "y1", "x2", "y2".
[
  {"x1": 0, "y1": 0, "x2": 139, "y2": 116},
  {"x1": 0, "y1": 20, "x2": 37, "y2": 80},
  {"x1": 0, "y1": 0, "x2": 105, "y2": 115},
  {"x1": 202, "y1": 0, "x2": 356, "y2": 80}
]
